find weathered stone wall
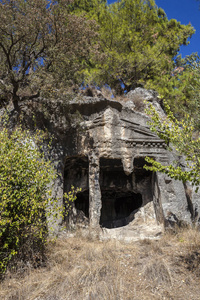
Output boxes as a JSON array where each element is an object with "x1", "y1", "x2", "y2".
[{"x1": 4, "y1": 90, "x2": 198, "y2": 233}]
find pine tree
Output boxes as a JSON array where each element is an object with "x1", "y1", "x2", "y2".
[{"x1": 82, "y1": 0, "x2": 195, "y2": 94}]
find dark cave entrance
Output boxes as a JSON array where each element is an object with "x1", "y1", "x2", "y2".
[
  {"x1": 99, "y1": 158, "x2": 143, "y2": 228},
  {"x1": 75, "y1": 190, "x2": 89, "y2": 218},
  {"x1": 100, "y1": 189, "x2": 143, "y2": 228},
  {"x1": 64, "y1": 156, "x2": 154, "y2": 228}
]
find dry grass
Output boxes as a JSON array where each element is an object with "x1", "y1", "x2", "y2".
[
  {"x1": 1, "y1": 227, "x2": 200, "y2": 300},
  {"x1": 112, "y1": 93, "x2": 146, "y2": 112},
  {"x1": 130, "y1": 94, "x2": 146, "y2": 112},
  {"x1": 101, "y1": 86, "x2": 114, "y2": 100}
]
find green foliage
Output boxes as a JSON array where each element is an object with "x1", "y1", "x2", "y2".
[
  {"x1": 81, "y1": 0, "x2": 195, "y2": 93},
  {"x1": 0, "y1": 123, "x2": 57, "y2": 275},
  {"x1": 0, "y1": 0, "x2": 195, "y2": 101},
  {"x1": 0, "y1": 0, "x2": 99, "y2": 107},
  {"x1": 63, "y1": 186, "x2": 82, "y2": 218},
  {"x1": 147, "y1": 53, "x2": 200, "y2": 130},
  {"x1": 0, "y1": 120, "x2": 82, "y2": 276},
  {"x1": 145, "y1": 102, "x2": 200, "y2": 190},
  {"x1": 68, "y1": 0, "x2": 107, "y2": 17}
]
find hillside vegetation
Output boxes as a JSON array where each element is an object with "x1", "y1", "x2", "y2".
[
  {"x1": 0, "y1": 0, "x2": 198, "y2": 120},
  {"x1": 1, "y1": 0, "x2": 200, "y2": 291}
]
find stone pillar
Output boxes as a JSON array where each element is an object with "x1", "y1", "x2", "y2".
[
  {"x1": 88, "y1": 151, "x2": 102, "y2": 228},
  {"x1": 152, "y1": 172, "x2": 164, "y2": 224}
]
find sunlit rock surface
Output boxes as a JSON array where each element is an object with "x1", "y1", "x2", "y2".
[{"x1": 9, "y1": 90, "x2": 198, "y2": 233}]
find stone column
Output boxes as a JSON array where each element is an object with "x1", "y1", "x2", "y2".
[
  {"x1": 88, "y1": 151, "x2": 102, "y2": 228},
  {"x1": 152, "y1": 172, "x2": 164, "y2": 224}
]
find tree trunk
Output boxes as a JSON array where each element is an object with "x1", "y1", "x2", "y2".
[
  {"x1": 12, "y1": 97, "x2": 20, "y2": 111},
  {"x1": 12, "y1": 80, "x2": 20, "y2": 111}
]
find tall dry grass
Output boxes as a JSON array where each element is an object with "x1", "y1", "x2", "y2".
[{"x1": 1, "y1": 227, "x2": 200, "y2": 300}]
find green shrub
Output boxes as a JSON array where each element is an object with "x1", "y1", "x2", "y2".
[{"x1": 0, "y1": 125, "x2": 57, "y2": 276}]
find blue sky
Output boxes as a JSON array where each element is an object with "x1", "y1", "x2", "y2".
[{"x1": 107, "y1": 0, "x2": 200, "y2": 58}]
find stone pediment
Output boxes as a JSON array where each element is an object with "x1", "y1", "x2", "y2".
[{"x1": 82, "y1": 107, "x2": 165, "y2": 150}]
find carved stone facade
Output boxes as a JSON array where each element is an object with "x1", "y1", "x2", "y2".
[
  {"x1": 43, "y1": 95, "x2": 193, "y2": 232},
  {"x1": 10, "y1": 92, "x2": 198, "y2": 232}
]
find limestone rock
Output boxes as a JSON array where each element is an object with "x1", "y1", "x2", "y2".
[
  {"x1": 126, "y1": 87, "x2": 158, "y2": 102},
  {"x1": 5, "y1": 88, "x2": 198, "y2": 234}
]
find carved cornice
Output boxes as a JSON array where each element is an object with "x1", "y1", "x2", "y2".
[
  {"x1": 97, "y1": 139, "x2": 166, "y2": 149},
  {"x1": 122, "y1": 140, "x2": 166, "y2": 149}
]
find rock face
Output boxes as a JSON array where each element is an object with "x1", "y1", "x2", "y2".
[
  {"x1": 65, "y1": 96, "x2": 191, "y2": 230},
  {"x1": 10, "y1": 90, "x2": 198, "y2": 233}
]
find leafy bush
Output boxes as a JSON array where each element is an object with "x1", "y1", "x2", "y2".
[
  {"x1": 145, "y1": 101, "x2": 200, "y2": 189},
  {"x1": 0, "y1": 125, "x2": 57, "y2": 276}
]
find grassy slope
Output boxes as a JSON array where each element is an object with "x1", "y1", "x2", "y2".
[{"x1": 1, "y1": 228, "x2": 200, "y2": 300}]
